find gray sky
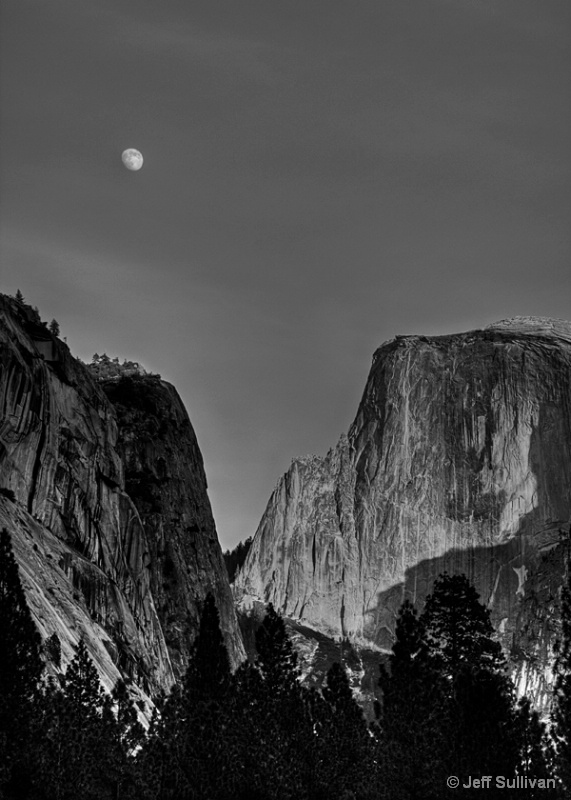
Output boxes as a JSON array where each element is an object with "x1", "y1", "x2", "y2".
[{"x1": 2, "y1": 0, "x2": 570, "y2": 550}]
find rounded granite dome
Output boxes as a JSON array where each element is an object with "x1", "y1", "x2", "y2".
[{"x1": 486, "y1": 316, "x2": 571, "y2": 341}]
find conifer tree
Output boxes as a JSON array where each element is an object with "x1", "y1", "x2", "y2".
[
  {"x1": 422, "y1": 573, "x2": 505, "y2": 675},
  {"x1": 14, "y1": 289, "x2": 25, "y2": 305},
  {"x1": 137, "y1": 688, "x2": 180, "y2": 800},
  {"x1": 63, "y1": 639, "x2": 106, "y2": 718},
  {"x1": 34, "y1": 640, "x2": 111, "y2": 800},
  {"x1": 140, "y1": 593, "x2": 239, "y2": 800},
  {"x1": 253, "y1": 604, "x2": 315, "y2": 798},
  {"x1": 178, "y1": 592, "x2": 238, "y2": 799},
  {"x1": 551, "y1": 561, "x2": 571, "y2": 795},
  {"x1": 209, "y1": 603, "x2": 315, "y2": 799},
  {"x1": 255, "y1": 602, "x2": 300, "y2": 696},
  {"x1": 49, "y1": 319, "x2": 60, "y2": 337},
  {"x1": 0, "y1": 529, "x2": 43, "y2": 710},
  {"x1": 515, "y1": 696, "x2": 553, "y2": 797},
  {"x1": 376, "y1": 598, "x2": 447, "y2": 800},
  {"x1": 421, "y1": 574, "x2": 519, "y2": 794},
  {"x1": 223, "y1": 537, "x2": 253, "y2": 583},
  {"x1": 44, "y1": 632, "x2": 62, "y2": 668},
  {"x1": 183, "y1": 592, "x2": 231, "y2": 702},
  {"x1": 0, "y1": 528, "x2": 44, "y2": 798},
  {"x1": 317, "y1": 662, "x2": 377, "y2": 800},
  {"x1": 231, "y1": 660, "x2": 278, "y2": 800},
  {"x1": 95, "y1": 679, "x2": 146, "y2": 799},
  {"x1": 112, "y1": 679, "x2": 146, "y2": 758}
]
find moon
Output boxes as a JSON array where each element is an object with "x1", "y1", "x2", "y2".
[{"x1": 122, "y1": 148, "x2": 144, "y2": 171}]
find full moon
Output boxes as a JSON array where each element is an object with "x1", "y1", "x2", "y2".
[{"x1": 121, "y1": 148, "x2": 144, "y2": 171}]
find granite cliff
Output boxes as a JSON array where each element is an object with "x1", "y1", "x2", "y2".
[
  {"x1": 235, "y1": 318, "x2": 571, "y2": 707},
  {"x1": 100, "y1": 374, "x2": 244, "y2": 678},
  {"x1": 0, "y1": 294, "x2": 244, "y2": 713}
]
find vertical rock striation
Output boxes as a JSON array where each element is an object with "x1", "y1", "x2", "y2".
[
  {"x1": 100, "y1": 374, "x2": 245, "y2": 677},
  {"x1": 235, "y1": 318, "x2": 571, "y2": 705},
  {"x1": 0, "y1": 294, "x2": 243, "y2": 711}
]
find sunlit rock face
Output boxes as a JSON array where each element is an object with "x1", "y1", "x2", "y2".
[
  {"x1": 0, "y1": 294, "x2": 243, "y2": 712},
  {"x1": 235, "y1": 318, "x2": 571, "y2": 707},
  {"x1": 0, "y1": 498, "x2": 168, "y2": 718}
]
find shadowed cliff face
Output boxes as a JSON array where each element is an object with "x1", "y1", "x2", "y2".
[
  {"x1": 101, "y1": 375, "x2": 245, "y2": 677},
  {"x1": 0, "y1": 294, "x2": 243, "y2": 711},
  {"x1": 235, "y1": 318, "x2": 571, "y2": 707}
]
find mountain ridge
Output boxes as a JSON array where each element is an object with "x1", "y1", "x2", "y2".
[{"x1": 235, "y1": 318, "x2": 571, "y2": 710}]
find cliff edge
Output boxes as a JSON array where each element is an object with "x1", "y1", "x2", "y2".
[{"x1": 0, "y1": 294, "x2": 244, "y2": 713}]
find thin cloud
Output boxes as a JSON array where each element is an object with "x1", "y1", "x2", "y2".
[{"x1": 108, "y1": 17, "x2": 293, "y2": 89}]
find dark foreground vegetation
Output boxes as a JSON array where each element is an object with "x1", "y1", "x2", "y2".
[{"x1": 1, "y1": 526, "x2": 569, "y2": 799}]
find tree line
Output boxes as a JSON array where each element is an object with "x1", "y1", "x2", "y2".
[
  {"x1": 222, "y1": 536, "x2": 252, "y2": 583},
  {"x1": 11, "y1": 289, "x2": 60, "y2": 337},
  {"x1": 1, "y1": 525, "x2": 569, "y2": 799}
]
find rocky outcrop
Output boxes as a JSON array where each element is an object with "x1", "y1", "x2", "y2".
[
  {"x1": 235, "y1": 318, "x2": 571, "y2": 707},
  {"x1": 0, "y1": 294, "x2": 244, "y2": 712}
]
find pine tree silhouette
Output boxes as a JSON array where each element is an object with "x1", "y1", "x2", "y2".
[
  {"x1": 253, "y1": 604, "x2": 315, "y2": 798},
  {"x1": 183, "y1": 592, "x2": 231, "y2": 701},
  {"x1": 180, "y1": 592, "x2": 237, "y2": 798},
  {"x1": 0, "y1": 528, "x2": 44, "y2": 798},
  {"x1": 255, "y1": 603, "x2": 300, "y2": 695},
  {"x1": 421, "y1": 574, "x2": 519, "y2": 795},
  {"x1": 223, "y1": 536, "x2": 252, "y2": 583},
  {"x1": 551, "y1": 561, "x2": 571, "y2": 795},
  {"x1": 92, "y1": 678, "x2": 146, "y2": 800},
  {"x1": 377, "y1": 598, "x2": 447, "y2": 800},
  {"x1": 515, "y1": 696, "x2": 553, "y2": 797},
  {"x1": 35, "y1": 640, "x2": 111, "y2": 800},
  {"x1": 140, "y1": 592, "x2": 239, "y2": 800},
  {"x1": 317, "y1": 662, "x2": 377, "y2": 800},
  {"x1": 231, "y1": 661, "x2": 271, "y2": 800},
  {"x1": 0, "y1": 528, "x2": 43, "y2": 709}
]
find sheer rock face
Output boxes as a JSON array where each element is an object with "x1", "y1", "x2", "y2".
[
  {"x1": 0, "y1": 295, "x2": 243, "y2": 710},
  {"x1": 235, "y1": 318, "x2": 571, "y2": 705},
  {"x1": 100, "y1": 376, "x2": 245, "y2": 677}
]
